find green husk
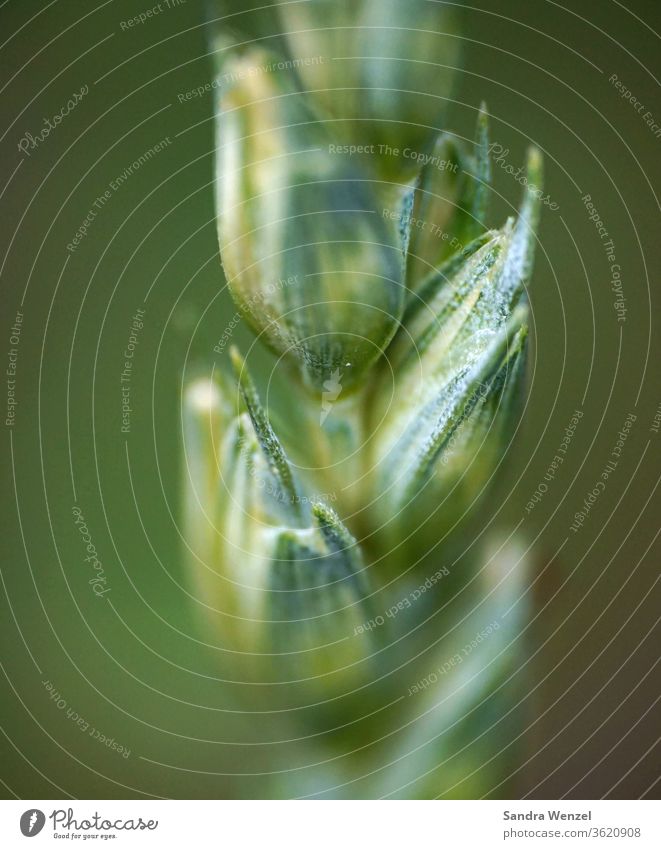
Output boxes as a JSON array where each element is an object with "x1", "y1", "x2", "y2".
[{"x1": 184, "y1": 0, "x2": 542, "y2": 799}]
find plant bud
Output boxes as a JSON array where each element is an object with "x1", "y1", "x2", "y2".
[
  {"x1": 407, "y1": 107, "x2": 492, "y2": 289},
  {"x1": 183, "y1": 356, "x2": 375, "y2": 687},
  {"x1": 215, "y1": 47, "x2": 405, "y2": 392},
  {"x1": 276, "y1": 0, "x2": 462, "y2": 178},
  {"x1": 370, "y1": 149, "x2": 542, "y2": 529}
]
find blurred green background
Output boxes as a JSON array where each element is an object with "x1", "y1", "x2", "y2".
[{"x1": 1, "y1": 0, "x2": 659, "y2": 799}]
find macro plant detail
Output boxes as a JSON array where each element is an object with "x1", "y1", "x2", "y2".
[
  {"x1": 2, "y1": 0, "x2": 659, "y2": 819},
  {"x1": 183, "y1": 0, "x2": 542, "y2": 797}
]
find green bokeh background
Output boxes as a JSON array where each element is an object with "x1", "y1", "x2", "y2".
[{"x1": 1, "y1": 0, "x2": 659, "y2": 798}]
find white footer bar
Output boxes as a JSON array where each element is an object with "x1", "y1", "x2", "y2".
[{"x1": 1, "y1": 800, "x2": 659, "y2": 848}]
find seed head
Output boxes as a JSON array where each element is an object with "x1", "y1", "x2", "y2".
[
  {"x1": 276, "y1": 0, "x2": 461, "y2": 178},
  {"x1": 215, "y1": 47, "x2": 406, "y2": 392}
]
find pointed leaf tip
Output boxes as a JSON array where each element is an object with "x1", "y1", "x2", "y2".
[
  {"x1": 312, "y1": 501, "x2": 359, "y2": 555},
  {"x1": 229, "y1": 346, "x2": 303, "y2": 520},
  {"x1": 475, "y1": 105, "x2": 491, "y2": 182},
  {"x1": 510, "y1": 147, "x2": 544, "y2": 287},
  {"x1": 525, "y1": 146, "x2": 544, "y2": 193}
]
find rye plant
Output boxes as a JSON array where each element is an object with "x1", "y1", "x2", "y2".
[{"x1": 183, "y1": 0, "x2": 541, "y2": 798}]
